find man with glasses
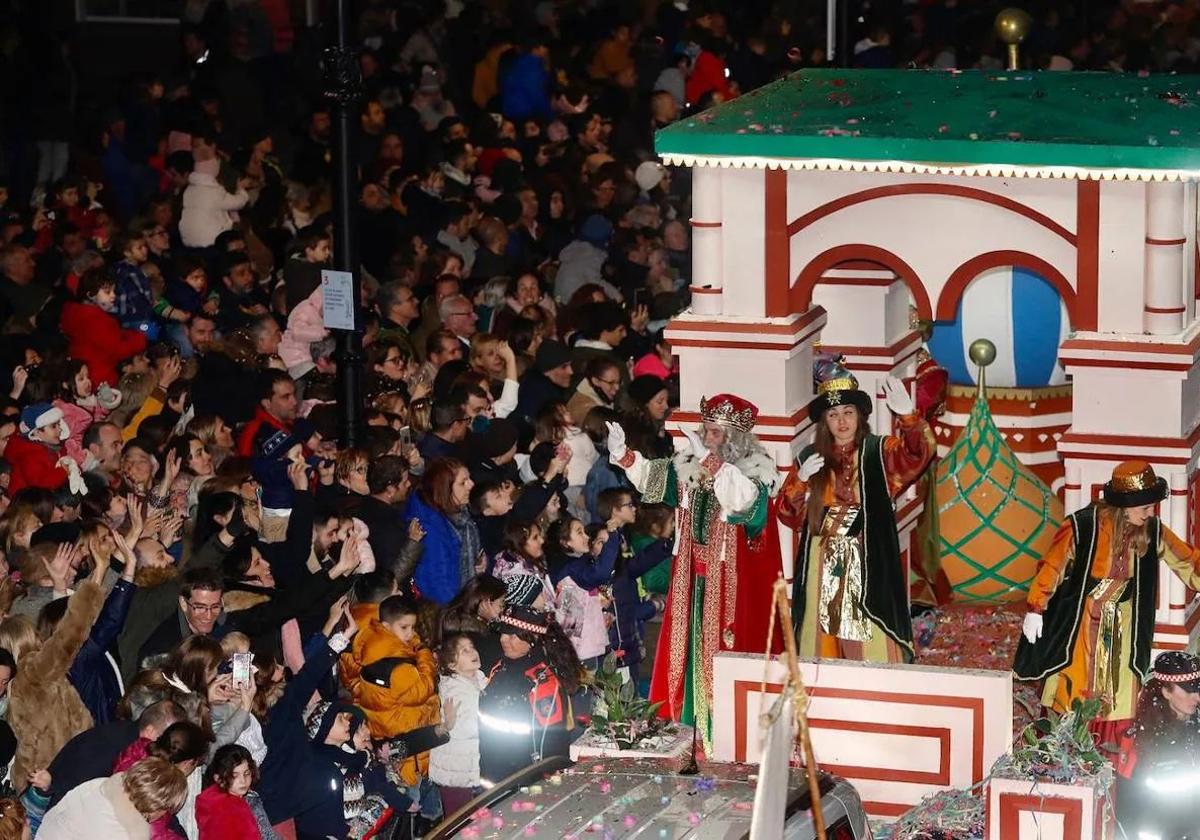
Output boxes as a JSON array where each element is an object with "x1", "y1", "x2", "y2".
[{"x1": 138, "y1": 567, "x2": 227, "y2": 665}]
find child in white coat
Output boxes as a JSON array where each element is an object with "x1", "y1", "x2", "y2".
[{"x1": 429, "y1": 634, "x2": 487, "y2": 816}]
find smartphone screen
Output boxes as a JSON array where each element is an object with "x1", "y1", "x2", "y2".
[{"x1": 231, "y1": 652, "x2": 253, "y2": 689}]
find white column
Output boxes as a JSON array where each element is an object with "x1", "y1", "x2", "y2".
[
  {"x1": 874, "y1": 383, "x2": 892, "y2": 436},
  {"x1": 1063, "y1": 461, "x2": 1083, "y2": 516},
  {"x1": 1144, "y1": 180, "x2": 1187, "y2": 335},
  {"x1": 1168, "y1": 469, "x2": 1188, "y2": 536},
  {"x1": 690, "y1": 166, "x2": 723, "y2": 316}
]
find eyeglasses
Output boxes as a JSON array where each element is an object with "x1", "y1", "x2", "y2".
[
  {"x1": 618, "y1": 501, "x2": 637, "y2": 509},
  {"x1": 187, "y1": 601, "x2": 223, "y2": 614},
  {"x1": 596, "y1": 378, "x2": 621, "y2": 388}
]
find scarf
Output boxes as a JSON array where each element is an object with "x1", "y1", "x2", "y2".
[{"x1": 450, "y1": 510, "x2": 482, "y2": 591}]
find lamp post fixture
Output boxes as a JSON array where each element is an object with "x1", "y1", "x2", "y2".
[{"x1": 322, "y1": 0, "x2": 366, "y2": 448}]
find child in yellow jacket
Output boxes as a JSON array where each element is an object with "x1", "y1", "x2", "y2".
[{"x1": 340, "y1": 594, "x2": 440, "y2": 784}]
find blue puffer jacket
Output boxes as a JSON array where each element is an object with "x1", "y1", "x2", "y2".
[{"x1": 408, "y1": 494, "x2": 463, "y2": 606}]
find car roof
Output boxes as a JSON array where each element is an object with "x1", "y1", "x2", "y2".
[{"x1": 440, "y1": 757, "x2": 841, "y2": 839}]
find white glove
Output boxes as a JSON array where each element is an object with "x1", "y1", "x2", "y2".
[
  {"x1": 605, "y1": 421, "x2": 627, "y2": 461},
  {"x1": 681, "y1": 427, "x2": 707, "y2": 459},
  {"x1": 1022, "y1": 612, "x2": 1043, "y2": 645},
  {"x1": 797, "y1": 453, "x2": 825, "y2": 482},
  {"x1": 57, "y1": 458, "x2": 87, "y2": 496},
  {"x1": 882, "y1": 376, "x2": 915, "y2": 417}
]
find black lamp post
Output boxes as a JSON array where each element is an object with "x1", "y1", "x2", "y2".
[{"x1": 323, "y1": 0, "x2": 366, "y2": 448}]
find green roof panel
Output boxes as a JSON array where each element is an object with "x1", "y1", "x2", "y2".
[{"x1": 655, "y1": 69, "x2": 1200, "y2": 172}]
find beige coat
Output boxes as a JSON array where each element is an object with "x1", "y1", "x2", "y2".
[
  {"x1": 39, "y1": 773, "x2": 150, "y2": 840},
  {"x1": 9, "y1": 580, "x2": 104, "y2": 789}
]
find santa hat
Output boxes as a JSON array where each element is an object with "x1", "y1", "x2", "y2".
[{"x1": 20, "y1": 404, "x2": 66, "y2": 439}]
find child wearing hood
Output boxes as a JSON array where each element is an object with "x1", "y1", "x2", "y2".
[
  {"x1": 304, "y1": 699, "x2": 429, "y2": 839},
  {"x1": 338, "y1": 595, "x2": 440, "y2": 788}
]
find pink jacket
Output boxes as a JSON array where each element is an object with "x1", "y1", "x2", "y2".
[
  {"x1": 555, "y1": 577, "x2": 609, "y2": 660},
  {"x1": 54, "y1": 397, "x2": 113, "y2": 470},
  {"x1": 278, "y1": 287, "x2": 328, "y2": 379}
]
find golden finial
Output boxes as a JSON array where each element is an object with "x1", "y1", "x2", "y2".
[
  {"x1": 994, "y1": 8, "x2": 1032, "y2": 71},
  {"x1": 969, "y1": 338, "x2": 997, "y2": 399}
]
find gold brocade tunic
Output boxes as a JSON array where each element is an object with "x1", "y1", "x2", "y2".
[
  {"x1": 1028, "y1": 513, "x2": 1200, "y2": 720},
  {"x1": 779, "y1": 413, "x2": 936, "y2": 662}
]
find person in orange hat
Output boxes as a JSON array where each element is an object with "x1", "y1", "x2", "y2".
[
  {"x1": 1015, "y1": 460, "x2": 1200, "y2": 746},
  {"x1": 780, "y1": 359, "x2": 935, "y2": 665},
  {"x1": 604, "y1": 391, "x2": 784, "y2": 753}
]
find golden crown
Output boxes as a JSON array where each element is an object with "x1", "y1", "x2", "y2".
[
  {"x1": 817, "y1": 376, "x2": 859, "y2": 398},
  {"x1": 699, "y1": 395, "x2": 756, "y2": 432}
]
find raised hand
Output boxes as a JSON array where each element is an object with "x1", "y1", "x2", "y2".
[
  {"x1": 882, "y1": 376, "x2": 914, "y2": 417},
  {"x1": 287, "y1": 459, "x2": 310, "y2": 491},
  {"x1": 605, "y1": 421, "x2": 627, "y2": 460},
  {"x1": 125, "y1": 494, "x2": 145, "y2": 542},
  {"x1": 407, "y1": 518, "x2": 426, "y2": 543},
  {"x1": 158, "y1": 354, "x2": 182, "y2": 389},
  {"x1": 44, "y1": 543, "x2": 79, "y2": 593},
  {"x1": 112, "y1": 530, "x2": 138, "y2": 581}
]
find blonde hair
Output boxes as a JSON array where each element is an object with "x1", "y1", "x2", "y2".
[
  {"x1": 122, "y1": 756, "x2": 188, "y2": 819},
  {"x1": 220, "y1": 631, "x2": 250, "y2": 657},
  {"x1": 1098, "y1": 502, "x2": 1151, "y2": 558},
  {"x1": 0, "y1": 615, "x2": 38, "y2": 664},
  {"x1": 15, "y1": 542, "x2": 55, "y2": 586},
  {"x1": 409, "y1": 398, "x2": 432, "y2": 435},
  {"x1": 469, "y1": 333, "x2": 502, "y2": 373},
  {"x1": 0, "y1": 508, "x2": 41, "y2": 554}
]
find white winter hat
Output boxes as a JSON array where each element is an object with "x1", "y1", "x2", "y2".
[{"x1": 635, "y1": 161, "x2": 666, "y2": 192}]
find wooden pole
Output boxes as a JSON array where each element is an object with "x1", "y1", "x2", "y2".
[{"x1": 772, "y1": 579, "x2": 826, "y2": 840}]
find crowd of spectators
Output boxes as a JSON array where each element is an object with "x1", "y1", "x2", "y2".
[{"x1": 0, "y1": 0, "x2": 1193, "y2": 836}]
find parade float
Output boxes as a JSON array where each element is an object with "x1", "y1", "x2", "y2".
[{"x1": 655, "y1": 45, "x2": 1200, "y2": 834}]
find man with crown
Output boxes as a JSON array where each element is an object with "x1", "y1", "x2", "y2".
[
  {"x1": 779, "y1": 360, "x2": 936, "y2": 664},
  {"x1": 604, "y1": 393, "x2": 784, "y2": 751}
]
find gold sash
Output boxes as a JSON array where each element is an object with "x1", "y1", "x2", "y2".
[
  {"x1": 1089, "y1": 577, "x2": 1129, "y2": 712},
  {"x1": 818, "y1": 505, "x2": 873, "y2": 642}
]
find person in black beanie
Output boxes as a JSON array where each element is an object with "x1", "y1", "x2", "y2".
[
  {"x1": 461, "y1": 417, "x2": 520, "y2": 487},
  {"x1": 514, "y1": 340, "x2": 573, "y2": 429}
]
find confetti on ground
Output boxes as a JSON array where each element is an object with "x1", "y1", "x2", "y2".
[{"x1": 915, "y1": 602, "x2": 1037, "y2": 735}]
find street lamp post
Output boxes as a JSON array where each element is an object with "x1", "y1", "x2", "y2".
[{"x1": 323, "y1": 0, "x2": 366, "y2": 448}]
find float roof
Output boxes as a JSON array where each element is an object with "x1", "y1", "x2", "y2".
[{"x1": 655, "y1": 69, "x2": 1200, "y2": 179}]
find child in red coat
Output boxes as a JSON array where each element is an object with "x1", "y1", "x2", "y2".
[
  {"x1": 4, "y1": 404, "x2": 83, "y2": 497},
  {"x1": 196, "y1": 744, "x2": 263, "y2": 840},
  {"x1": 60, "y1": 267, "x2": 149, "y2": 388}
]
